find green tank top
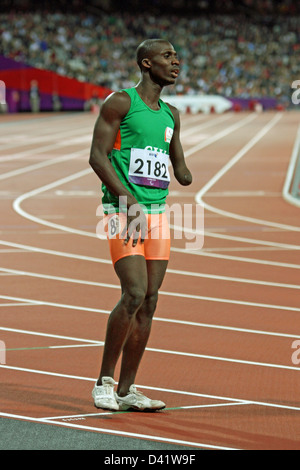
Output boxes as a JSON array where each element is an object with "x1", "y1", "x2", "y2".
[{"x1": 102, "y1": 87, "x2": 175, "y2": 214}]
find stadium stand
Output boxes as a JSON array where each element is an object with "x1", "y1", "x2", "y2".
[{"x1": 0, "y1": 0, "x2": 299, "y2": 111}]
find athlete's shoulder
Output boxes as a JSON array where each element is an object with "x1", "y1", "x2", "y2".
[
  {"x1": 164, "y1": 101, "x2": 179, "y2": 115},
  {"x1": 164, "y1": 101, "x2": 180, "y2": 124},
  {"x1": 101, "y1": 90, "x2": 131, "y2": 118}
]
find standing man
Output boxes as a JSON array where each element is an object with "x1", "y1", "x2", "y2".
[{"x1": 89, "y1": 39, "x2": 192, "y2": 412}]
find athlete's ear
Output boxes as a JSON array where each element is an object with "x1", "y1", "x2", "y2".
[{"x1": 141, "y1": 58, "x2": 151, "y2": 70}]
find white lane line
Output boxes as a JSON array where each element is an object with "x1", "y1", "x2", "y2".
[
  {"x1": 184, "y1": 113, "x2": 256, "y2": 158},
  {"x1": 0, "y1": 237, "x2": 299, "y2": 275},
  {"x1": 169, "y1": 402, "x2": 246, "y2": 411},
  {"x1": 0, "y1": 248, "x2": 28, "y2": 253},
  {"x1": 146, "y1": 346, "x2": 300, "y2": 371},
  {"x1": 0, "y1": 112, "x2": 85, "y2": 131},
  {"x1": 12, "y1": 187, "x2": 300, "y2": 262},
  {"x1": 12, "y1": 168, "x2": 98, "y2": 238},
  {"x1": 0, "y1": 239, "x2": 107, "y2": 263},
  {"x1": 9, "y1": 339, "x2": 297, "y2": 372},
  {"x1": 0, "y1": 149, "x2": 89, "y2": 182},
  {"x1": 171, "y1": 246, "x2": 300, "y2": 269},
  {"x1": 165, "y1": 268, "x2": 300, "y2": 290},
  {"x1": 1, "y1": 263, "x2": 299, "y2": 292},
  {"x1": 8, "y1": 207, "x2": 300, "y2": 259},
  {"x1": 0, "y1": 294, "x2": 111, "y2": 313},
  {"x1": 153, "y1": 317, "x2": 300, "y2": 340},
  {"x1": 0, "y1": 125, "x2": 92, "y2": 159},
  {"x1": 0, "y1": 326, "x2": 103, "y2": 344},
  {"x1": 0, "y1": 411, "x2": 236, "y2": 450},
  {"x1": 43, "y1": 411, "x2": 115, "y2": 420},
  {"x1": 205, "y1": 191, "x2": 281, "y2": 198},
  {"x1": 172, "y1": 225, "x2": 300, "y2": 250},
  {"x1": 0, "y1": 302, "x2": 40, "y2": 307},
  {"x1": 199, "y1": 246, "x2": 290, "y2": 252},
  {"x1": 1, "y1": 232, "x2": 299, "y2": 284},
  {"x1": 2, "y1": 343, "x2": 103, "y2": 352},
  {"x1": 42, "y1": 402, "x2": 247, "y2": 421},
  {"x1": 195, "y1": 113, "x2": 300, "y2": 233},
  {"x1": 0, "y1": 268, "x2": 299, "y2": 312},
  {"x1": 49, "y1": 343, "x2": 103, "y2": 349},
  {"x1": 160, "y1": 289, "x2": 300, "y2": 311},
  {"x1": 180, "y1": 113, "x2": 232, "y2": 138},
  {"x1": 180, "y1": 113, "x2": 207, "y2": 127},
  {"x1": 1, "y1": 310, "x2": 300, "y2": 348},
  {"x1": 283, "y1": 125, "x2": 300, "y2": 208},
  {"x1": 1, "y1": 364, "x2": 300, "y2": 411}
]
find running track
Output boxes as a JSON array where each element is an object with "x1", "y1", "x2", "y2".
[{"x1": 0, "y1": 110, "x2": 299, "y2": 450}]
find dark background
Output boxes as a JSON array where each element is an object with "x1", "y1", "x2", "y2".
[{"x1": 1, "y1": 0, "x2": 300, "y2": 16}]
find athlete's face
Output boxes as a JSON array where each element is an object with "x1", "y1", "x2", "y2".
[{"x1": 145, "y1": 42, "x2": 180, "y2": 86}]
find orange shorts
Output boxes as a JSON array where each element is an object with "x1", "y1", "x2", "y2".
[{"x1": 104, "y1": 212, "x2": 171, "y2": 266}]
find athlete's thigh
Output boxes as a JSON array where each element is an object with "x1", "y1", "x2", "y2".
[
  {"x1": 145, "y1": 259, "x2": 168, "y2": 296},
  {"x1": 114, "y1": 255, "x2": 148, "y2": 296},
  {"x1": 144, "y1": 212, "x2": 171, "y2": 263},
  {"x1": 105, "y1": 212, "x2": 145, "y2": 267}
]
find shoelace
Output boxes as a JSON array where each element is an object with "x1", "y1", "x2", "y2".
[
  {"x1": 130, "y1": 386, "x2": 145, "y2": 397},
  {"x1": 101, "y1": 384, "x2": 114, "y2": 396}
]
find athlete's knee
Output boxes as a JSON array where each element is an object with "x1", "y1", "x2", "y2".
[
  {"x1": 122, "y1": 287, "x2": 146, "y2": 316},
  {"x1": 140, "y1": 291, "x2": 159, "y2": 318}
]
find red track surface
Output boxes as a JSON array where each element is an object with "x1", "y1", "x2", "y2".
[{"x1": 0, "y1": 110, "x2": 299, "y2": 450}]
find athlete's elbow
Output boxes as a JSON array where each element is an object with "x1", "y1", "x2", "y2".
[
  {"x1": 89, "y1": 151, "x2": 97, "y2": 170},
  {"x1": 90, "y1": 144, "x2": 104, "y2": 168},
  {"x1": 89, "y1": 143, "x2": 96, "y2": 165},
  {"x1": 89, "y1": 155, "x2": 98, "y2": 175},
  {"x1": 89, "y1": 148, "x2": 106, "y2": 178}
]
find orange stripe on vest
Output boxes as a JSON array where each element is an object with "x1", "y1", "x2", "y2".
[{"x1": 113, "y1": 129, "x2": 121, "y2": 150}]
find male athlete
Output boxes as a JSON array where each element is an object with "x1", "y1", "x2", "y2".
[{"x1": 89, "y1": 39, "x2": 192, "y2": 411}]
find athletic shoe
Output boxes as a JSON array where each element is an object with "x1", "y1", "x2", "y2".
[
  {"x1": 92, "y1": 376, "x2": 119, "y2": 411},
  {"x1": 116, "y1": 385, "x2": 166, "y2": 411}
]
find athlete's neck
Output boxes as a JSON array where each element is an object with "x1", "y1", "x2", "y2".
[{"x1": 135, "y1": 80, "x2": 163, "y2": 111}]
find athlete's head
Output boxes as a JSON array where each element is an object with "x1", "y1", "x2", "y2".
[{"x1": 136, "y1": 39, "x2": 180, "y2": 86}]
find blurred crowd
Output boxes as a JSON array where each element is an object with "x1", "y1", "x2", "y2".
[{"x1": 0, "y1": 10, "x2": 299, "y2": 103}]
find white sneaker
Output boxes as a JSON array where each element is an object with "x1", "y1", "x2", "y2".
[
  {"x1": 92, "y1": 376, "x2": 119, "y2": 411},
  {"x1": 116, "y1": 385, "x2": 166, "y2": 411}
]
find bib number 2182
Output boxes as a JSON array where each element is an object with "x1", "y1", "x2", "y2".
[{"x1": 128, "y1": 148, "x2": 170, "y2": 189}]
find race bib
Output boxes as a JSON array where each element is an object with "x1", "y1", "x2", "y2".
[{"x1": 128, "y1": 148, "x2": 170, "y2": 189}]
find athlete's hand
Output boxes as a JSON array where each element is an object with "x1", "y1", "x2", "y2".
[{"x1": 122, "y1": 203, "x2": 147, "y2": 247}]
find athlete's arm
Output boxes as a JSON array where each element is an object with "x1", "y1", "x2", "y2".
[
  {"x1": 89, "y1": 91, "x2": 147, "y2": 244},
  {"x1": 89, "y1": 91, "x2": 135, "y2": 204},
  {"x1": 167, "y1": 104, "x2": 192, "y2": 186}
]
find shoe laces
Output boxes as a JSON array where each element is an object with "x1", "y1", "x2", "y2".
[
  {"x1": 129, "y1": 385, "x2": 144, "y2": 397},
  {"x1": 101, "y1": 383, "x2": 114, "y2": 396}
]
